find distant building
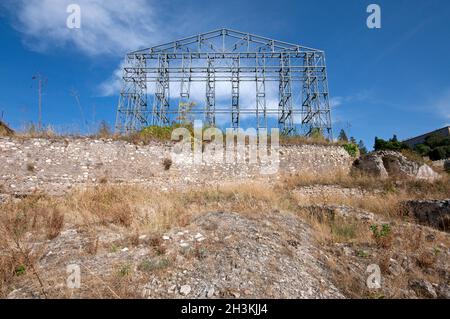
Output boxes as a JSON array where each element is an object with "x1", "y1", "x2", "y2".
[{"x1": 403, "y1": 126, "x2": 450, "y2": 148}]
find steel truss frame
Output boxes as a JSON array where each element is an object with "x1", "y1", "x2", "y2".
[{"x1": 115, "y1": 28, "x2": 333, "y2": 138}]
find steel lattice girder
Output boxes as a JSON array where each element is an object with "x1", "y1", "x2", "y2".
[{"x1": 116, "y1": 28, "x2": 333, "y2": 138}]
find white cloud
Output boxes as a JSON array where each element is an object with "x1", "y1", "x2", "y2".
[
  {"x1": 3, "y1": 0, "x2": 165, "y2": 56},
  {"x1": 98, "y1": 60, "x2": 126, "y2": 96},
  {"x1": 330, "y1": 90, "x2": 374, "y2": 109},
  {"x1": 432, "y1": 88, "x2": 450, "y2": 120},
  {"x1": 330, "y1": 97, "x2": 343, "y2": 108}
]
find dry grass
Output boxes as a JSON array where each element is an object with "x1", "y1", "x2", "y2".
[
  {"x1": 284, "y1": 170, "x2": 450, "y2": 220},
  {"x1": 280, "y1": 135, "x2": 341, "y2": 146},
  {"x1": 0, "y1": 169, "x2": 448, "y2": 298},
  {"x1": 281, "y1": 169, "x2": 450, "y2": 198}
]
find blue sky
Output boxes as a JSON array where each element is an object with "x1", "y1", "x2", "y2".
[{"x1": 0, "y1": 0, "x2": 449, "y2": 149}]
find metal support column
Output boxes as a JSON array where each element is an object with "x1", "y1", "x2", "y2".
[
  {"x1": 231, "y1": 56, "x2": 240, "y2": 129},
  {"x1": 152, "y1": 54, "x2": 170, "y2": 126},
  {"x1": 279, "y1": 53, "x2": 293, "y2": 135},
  {"x1": 205, "y1": 56, "x2": 216, "y2": 126},
  {"x1": 178, "y1": 54, "x2": 192, "y2": 124},
  {"x1": 256, "y1": 54, "x2": 267, "y2": 132},
  {"x1": 115, "y1": 54, "x2": 148, "y2": 134}
]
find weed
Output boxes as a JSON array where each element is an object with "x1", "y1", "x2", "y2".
[
  {"x1": 370, "y1": 224, "x2": 393, "y2": 248},
  {"x1": 46, "y1": 208, "x2": 64, "y2": 240},
  {"x1": 138, "y1": 258, "x2": 171, "y2": 272},
  {"x1": 110, "y1": 244, "x2": 119, "y2": 253},
  {"x1": 356, "y1": 250, "x2": 369, "y2": 258},
  {"x1": 15, "y1": 265, "x2": 26, "y2": 277},
  {"x1": 118, "y1": 264, "x2": 132, "y2": 277}
]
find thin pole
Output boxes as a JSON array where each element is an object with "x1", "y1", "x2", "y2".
[{"x1": 38, "y1": 76, "x2": 42, "y2": 131}]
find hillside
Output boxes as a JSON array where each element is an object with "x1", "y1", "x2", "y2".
[{"x1": 0, "y1": 137, "x2": 449, "y2": 299}]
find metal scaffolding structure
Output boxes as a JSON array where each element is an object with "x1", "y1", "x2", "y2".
[{"x1": 115, "y1": 28, "x2": 333, "y2": 138}]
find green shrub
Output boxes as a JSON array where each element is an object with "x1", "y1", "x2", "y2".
[
  {"x1": 140, "y1": 125, "x2": 177, "y2": 140},
  {"x1": 15, "y1": 265, "x2": 26, "y2": 277},
  {"x1": 414, "y1": 144, "x2": 431, "y2": 156},
  {"x1": 371, "y1": 224, "x2": 390, "y2": 237},
  {"x1": 338, "y1": 129, "x2": 348, "y2": 142},
  {"x1": 429, "y1": 146, "x2": 450, "y2": 161},
  {"x1": 342, "y1": 143, "x2": 359, "y2": 157},
  {"x1": 374, "y1": 135, "x2": 409, "y2": 152},
  {"x1": 425, "y1": 134, "x2": 450, "y2": 149},
  {"x1": 127, "y1": 124, "x2": 194, "y2": 144},
  {"x1": 370, "y1": 224, "x2": 393, "y2": 248}
]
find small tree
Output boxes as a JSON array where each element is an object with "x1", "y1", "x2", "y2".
[
  {"x1": 358, "y1": 140, "x2": 368, "y2": 155},
  {"x1": 338, "y1": 129, "x2": 348, "y2": 142},
  {"x1": 374, "y1": 135, "x2": 409, "y2": 151}
]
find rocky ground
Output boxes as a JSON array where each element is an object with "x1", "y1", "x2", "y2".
[
  {"x1": 0, "y1": 137, "x2": 449, "y2": 299},
  {"x1": 7, "y1": 211, "x2": 344, "y2": 299}
]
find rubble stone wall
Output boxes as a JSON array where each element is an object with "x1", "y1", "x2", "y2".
[{"x1": 0, "y1": 137, "x2": 353, "y2": 195}]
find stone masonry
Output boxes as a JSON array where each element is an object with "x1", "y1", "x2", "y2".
[{"x1": 0, "y1": 137, "x2": 353, "y2": 196}]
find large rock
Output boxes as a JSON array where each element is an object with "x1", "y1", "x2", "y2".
[
  {"x1": 409, "y1": 279, "x2": 437, "y2": 298},
  {"x1": 353, "y1": 151, "x2": 440, "y2": 180},
  {"x1": 444, "y1": 160, "x2": 450, "y2": 172},
  {"x1": 352, "y1": 152, "x2": 388, "y2": 177},
  {"x1": 401, "y1": 199, "x2": 450, "y2": 232}
]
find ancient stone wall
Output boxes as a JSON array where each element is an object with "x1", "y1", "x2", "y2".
[{"x1": 0, "y1": 137, "x2": 353, "y2": 196}]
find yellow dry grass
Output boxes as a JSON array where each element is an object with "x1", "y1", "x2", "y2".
[{"x1": 0, "y1": 170, "x2": 448, "y2": 298}]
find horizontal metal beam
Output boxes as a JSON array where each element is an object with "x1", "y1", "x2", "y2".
[
  {"x1": 124, "y1": 76, "x2": 326, "y2": 82},
  {"x1": 131, "y1": 28, "x2": 322, "y2": 55},
  {"x1": 127, "y1": 52, "x2": 323, "y2": 60}
]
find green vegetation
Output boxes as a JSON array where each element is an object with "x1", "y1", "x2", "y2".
[
  {"x1": 140, "y1": 125, "x2": 184, "y2": 140},
  {"x1": 118, "y1": 264, "x2": 132, "y2": 277},
  {"x1": 342, "y1": 143, "x2": 359, "y2": 157},
  {"x1": 414, "y1": 134, "x2": 450, "y2": 161},
  {"x1": 374, "y1": 135, "x2": 409, "y2": 152},
  {"x1": 338, "y1": 129, "x2": 348, "y2": 143},
  {"x1": 138, "y1": 258, "x2": 171, "y2": 272},
  {"x1": 338, "y1": 129, "x2": 364, "y2": 156},
  {"x1": 370, "y1": 224, "x2": 391, "y2": 239},
  {"x1": 128, "y1": 124, "x2": 194, "y2": 144},
  {"x1": 14, "y1": 265, "x2": 26, "y2": 277},
  {"x1": 358, "y1": 140, "x2": 368, "y2": 155},
  {"x1": 370, "y1": 224, "x2": 393, "y2": 248}
]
